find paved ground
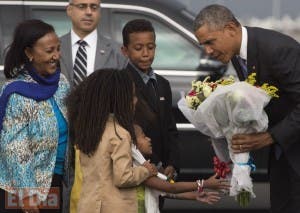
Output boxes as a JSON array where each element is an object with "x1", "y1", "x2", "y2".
[{"x1": 163, "y1": 210, "x2": 269, "y2": 213}]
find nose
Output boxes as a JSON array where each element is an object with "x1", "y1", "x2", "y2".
[
  {"x1": 53, "y1": 50, "x2": 60, "y2": 60},
  {"x1": 142, "y1": 47, "x2": 149, "y2": 57},
  {"x1": 204, "y1": 45, "x2": 214, "y2": 55},
  {"x1": 85, "y1": 6, "x2": 92, "y2": 14}
]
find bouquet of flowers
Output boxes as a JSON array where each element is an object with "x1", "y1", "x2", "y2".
[{"x1": 178, "y1": 73, "x2": 278, "y2": 206}]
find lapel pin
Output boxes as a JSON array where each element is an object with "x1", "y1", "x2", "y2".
[{"x1": 100, "y1": 50, "x2": 105, "y2": 54}]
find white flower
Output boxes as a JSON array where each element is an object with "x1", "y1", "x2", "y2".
[
  {"x1": 203, "y1": 84, "x2": 213, "y2": 98},
  {"x1": 186, "y1": 95, "x2": 200, "y2": 109}
]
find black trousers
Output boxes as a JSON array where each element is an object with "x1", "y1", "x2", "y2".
[
  {"x1": 270, "y1": 150, "x2": 300, "y2": 213},
  {"x1": 0, "y1": 174, "x2": 62, "y2": 213}
]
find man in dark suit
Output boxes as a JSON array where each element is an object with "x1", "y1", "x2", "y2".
[
  {"x1": 193, "y1": 4, "x2": 300, "y2": 213},
  {"x1": 121, "y1": 19, "x2": 180, "y2": 179}
]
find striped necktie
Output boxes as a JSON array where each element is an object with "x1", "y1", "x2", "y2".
[{"x1": 73, "y1": 40, "x2": 87, "y2": 86}]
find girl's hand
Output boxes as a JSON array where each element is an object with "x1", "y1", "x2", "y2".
[
  {"x1": 163, "y1": 165, "x2": 175, "y2": 179},
  {"x1": 142, "y1": 160, "x2": 158, "y2": 176},
  {"x1": 204, "y1": 173, "x2": 230, "y2": 191},
  {"x1": 196, "y1": 191, "x2": 221, "y2": 204}
]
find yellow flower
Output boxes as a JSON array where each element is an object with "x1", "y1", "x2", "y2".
[{"x1": 246, "y1": 73, "x2": 279, "y2": 98}]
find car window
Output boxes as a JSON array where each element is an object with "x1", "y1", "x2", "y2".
[
  {"x1": 30, "y1": 7, "x2": 71, "y2": 37},
  {"x1": 31, "y1": 6, "x2": 110, "y2": 38},
  {"x1": 112, "y1": 12, "x2": 201, "y2": 71},
  {"x1": 0, "y1": 5, "x2": 26, "y2": 63}
]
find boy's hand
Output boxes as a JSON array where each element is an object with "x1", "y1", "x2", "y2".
[
  {"x1": 164, "y1": 165, "x2": 175, "y2": 179},
  {"x1": 142, "y1": 161, "x2": 158, "y2": 176},
  {"x1": 204, "y1": 173, "x2": 230, "y2": 191}
]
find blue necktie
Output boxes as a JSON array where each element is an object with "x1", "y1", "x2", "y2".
[{"x1": 236, "y1": 56, "x2": 248, "y2": 79}]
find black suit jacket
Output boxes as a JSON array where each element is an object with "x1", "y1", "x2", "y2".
[
  {"x1": 126, "y1": 63, "x2": 180, "y2": 170},
  {"x1": 232, "y1": 27, "x2": 300, "y2": 175}
]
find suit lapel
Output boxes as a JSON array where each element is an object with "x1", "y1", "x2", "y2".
[
  {"x1": 94, "y1": 34, "x2": 113, "y2": 70},
  {"x1": 231, "y1": 27, "x2": 259, "y2": 81},
  {"x1": 246, "y1": 27, "x2": 259, "y2": 81},
  {"x1": 127, "y1": 64, "x2": 158, "y2": 112},
  {"x1": 60, "y1": 32, "x2": 73, "y2": 82}
]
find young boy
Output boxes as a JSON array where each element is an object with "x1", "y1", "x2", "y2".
[
  {"x1": 133, "y1": 124, "x2": 229, "y2": 212},
  {"x1": 121, "y1": 18, "x2": 179, "y2": 181}
]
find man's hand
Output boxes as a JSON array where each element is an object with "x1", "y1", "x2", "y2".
[
  {"x1": 231, "y1": 132, "x2": 274, "y2": 153},
  {"x1": 163, "y1": 165, "x2": 176, "y2": 179}
]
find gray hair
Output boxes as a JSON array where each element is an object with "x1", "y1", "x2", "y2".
[{"x1": 193, "y1": 4, "x2": 240, "y2": 32}]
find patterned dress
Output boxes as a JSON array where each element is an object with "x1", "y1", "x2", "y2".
[{"x1": 0, "y1": 72, "x2": 70, "y2": 201}]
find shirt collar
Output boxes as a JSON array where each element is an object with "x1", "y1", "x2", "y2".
[
  {"x1": 71, "y1": 29, "x2": 97, "y2": 47},
  {"x1": 239, "y1": 26, "x2": 248, "y2": 60},
  {"x1": 130, "y1": 62, "x2": 156, "y2": 84}
]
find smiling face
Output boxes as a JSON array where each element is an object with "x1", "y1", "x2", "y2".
[
  {"x1": 194, "y1": 22, "x2": 241, "y2": 64},
  {"x1": 122, "y1": 31, "x2": 156, "y2": 73},
  {"x1": 134, "y1": 125, "x2": 152, "y2": 156},
  {"x1": 25, "y1": 32, "x2": 60, "y2": 77},
  {"x1": 67, "y1": 0, "x2": 101, "y2": 38}
]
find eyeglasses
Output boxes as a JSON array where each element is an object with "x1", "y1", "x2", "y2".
[{"x1": 70, "y1": 3, "x2": 100, "y2": 11}]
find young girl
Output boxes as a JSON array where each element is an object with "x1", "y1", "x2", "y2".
[
  {"x1": 67, "y1": 69, "x2": 157, "y2": 213},
  {"x1": 133, "y1": 124, "x2": 230, "y2": 212}
]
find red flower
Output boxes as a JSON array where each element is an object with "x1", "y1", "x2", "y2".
[
  {"x1": 188, "y1": 90, "x2": 197, "y2": 96},
  {"x1": 213, "y1": 156, "x2": 231, "y2": 178}
]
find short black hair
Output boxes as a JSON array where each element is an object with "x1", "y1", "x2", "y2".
[
  {"x1": 4, "y1": 19, "x2": 55, "y2": 78},
  {"x1": 122, "y1": 19, "x2": 156, "y2": 47},
  {"x1": 194, "y1": 4, "x2": 240, "y2": 32}
]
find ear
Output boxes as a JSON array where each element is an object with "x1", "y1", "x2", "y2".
[
  {"x1": 121, "y1": 46, "x2": 129, "y2": 57},
  {"x1": 66, "y1": 5, "x2": 72, "y2": 17},
  {"x1": 224, "y1": 22, "x2": 239, "y2": 37},
  {"x1": 24, "y1": 47, "x2": 33, "y2": 61}
]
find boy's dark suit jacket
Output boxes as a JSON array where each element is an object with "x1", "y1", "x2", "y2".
[
  {"x1": 232, "y1": 26, "x2": 300, "y2": 211},
  {"x1": 126, "y1": 63, "x2": 180, "y2": 171}
]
